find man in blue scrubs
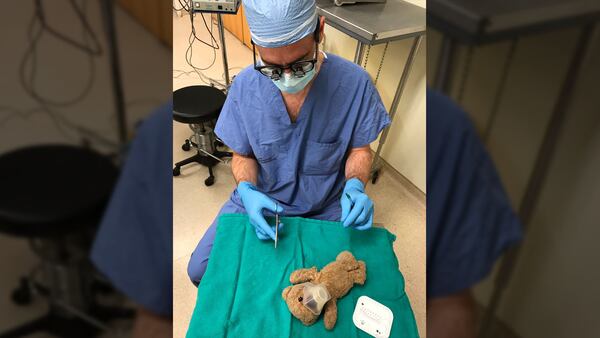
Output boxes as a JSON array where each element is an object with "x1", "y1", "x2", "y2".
[
  {"x1": 187, "y1": 0, "x2": 391, "y2": 284},
  {"x1": 426, "y1": 90, "x2": 522, "y2": 337},
  {"x1": 91, "y1": 105, "x2": 173, "y2": 337}
]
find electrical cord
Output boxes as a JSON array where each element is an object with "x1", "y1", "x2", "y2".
[
  {"x1": 178, "y1": 0, "x2": 190, "y2": 11},
  {"x1": 33, "y1": 0, "x2": 102, "y2": 55},
  {"x1": 173, "y1": 1, "x2": 187, "y2": 11},
  {"x1": 0, "y1": 103, "x2": 118, "y2": 149},
  {"x1": 20, "y1": 0, "x2": 100, "y2": 108},
  {"x1": 186, "y1": 18, "x2": 216, "y2": 71},
  {"x1": 172, "y1": 66, "x2": 240, "y2": 90},
  {"x1": 3, "y1": 0, "x2": 169, "y2": 152},
  {"x1": 222, "y1": 66, "x2": 242, "y2": 81},
  {"x1": 0, "y1": 106, "x2": 44, "y2": 128},
  {"x1": 189, "y1": 6, "x2": 219, "y2": 49},
  {"x1": 171, "y1": 0, "x2": 224, "y2": 87},
  {"x1": 200, "y1": 10, "x2": 220, "y2": 49},
  {"x1": 1, "y1": 0, "x2": 116, "y2": 149},
  {"x1": 176, "y1": 9, "x2": 229, "y2": 89},
  {"x1": 1, "y1": 96, "x2": 164, "y2": 149}
]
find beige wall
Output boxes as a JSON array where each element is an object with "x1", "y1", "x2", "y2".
[
  {"x1": 322, "y1": 0, "x2": 427, "y2": 193},
  {"x1": 430, "y1": 24, "x2": 600, "y2": 337}
]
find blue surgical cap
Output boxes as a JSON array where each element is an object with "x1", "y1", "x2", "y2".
[{"x1": 243, "y1": 0, "x2": 318, "y2": 48}]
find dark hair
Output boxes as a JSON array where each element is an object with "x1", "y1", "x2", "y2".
[{"x1": 314, "y1": 16, "x2": 321, "y2": 42}]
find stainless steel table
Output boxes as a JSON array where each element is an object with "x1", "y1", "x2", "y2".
[
  {"x1": 317, "y1": 0, "x2": 426, "y2": 184},
  {"x1": 428, "y1": 0, "x2": 600, "y2": 44},
  {"x1": 429, "y1": 0, "x2": 600, "y2": 91}
]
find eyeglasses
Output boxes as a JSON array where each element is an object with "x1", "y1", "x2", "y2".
[{"x1": 253, "y1": 41, "x2": 319, "y2": 81}]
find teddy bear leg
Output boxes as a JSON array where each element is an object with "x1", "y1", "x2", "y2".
[
  {"x1": 290, "y1": 267, "x2": 318, "y2": 284},
  {"x1": 336, "y1": 251, "x2": 359, "y2": 270},
  {"x1": 323, "y1": 299, "x2": 338, "y2": 330},
  {"x1": 350, "y1": 261, "x2": 367, "y2": 285}
]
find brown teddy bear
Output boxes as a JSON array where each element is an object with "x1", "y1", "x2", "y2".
[{"x1": 282, "y1": 251, "x2": 366, "y2": 330}]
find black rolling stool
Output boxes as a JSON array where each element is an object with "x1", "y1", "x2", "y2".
[
  {"x1": 173, "y1": 85, "x2": 232, "y2": 186},
  {"x1": 0, "y1": 145, "x2": 127, "y2": 338}
]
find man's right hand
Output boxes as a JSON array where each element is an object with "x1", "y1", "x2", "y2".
[{"x1": 237, "y1": 181, "x2": 284, "y2": 240}]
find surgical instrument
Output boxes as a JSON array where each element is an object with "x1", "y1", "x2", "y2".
[{"x1": 275, "y1": 203, "x2": 279, "y2": 248}]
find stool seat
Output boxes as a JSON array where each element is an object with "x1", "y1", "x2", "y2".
[
  {"x1": 173, "y1": 85, "x2": 226, "y2": 124},
  {"x1": 0, "y1": 145, "x2": 118, "y2": 237}
]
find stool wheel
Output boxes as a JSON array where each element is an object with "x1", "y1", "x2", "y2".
[
  {"x1": 204, "y1": 176, "x2": 215, "y2": 186},
  {"x1": 173, "y1": 167, "x2": 181, "y2": 176},
  {"x1": 11, "y1": 278, "x2": 32, "y2": 306},
  {"x1": 182, "y1": 140, "x2": 191, "y2": 151}
]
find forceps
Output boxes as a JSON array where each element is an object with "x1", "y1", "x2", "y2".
[{"x1": 275, "y1": 203, "x2": 279, "y2": 249}]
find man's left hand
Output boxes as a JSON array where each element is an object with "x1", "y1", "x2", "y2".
[{"x1": 340, "y1": 178, "x2": 373, "y2": 230}]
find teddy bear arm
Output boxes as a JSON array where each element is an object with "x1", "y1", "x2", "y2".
[
  {"x1": 290, "y1": 267, "x2": 318, "y2": 284},
  {"x1": 350, "y1": 260, "x2": 367, "y2": 285}
]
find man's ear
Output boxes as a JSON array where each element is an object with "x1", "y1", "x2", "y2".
[
  {"x1": 317, "y1": 16, "x2": 326, "y2": 44},
  {"x1": 282, "y1": 286, "x2": 292, "y2": 299}
]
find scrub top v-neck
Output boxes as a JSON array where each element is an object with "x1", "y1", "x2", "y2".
[{"x1": 215, "y1": 53, "x2": 391, "y2": 217}]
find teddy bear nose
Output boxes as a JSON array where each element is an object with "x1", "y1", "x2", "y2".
[{"x1": 298, "y1": 297, "x2": 303, "y2": 302}]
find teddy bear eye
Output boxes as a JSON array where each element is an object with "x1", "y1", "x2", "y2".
[{"x1": 298, "y1": 297, "x2": 303, "y2": 302}]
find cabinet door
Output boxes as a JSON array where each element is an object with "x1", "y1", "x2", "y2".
[
  {"x1": 241, "y1": 5, "x2": 252, "y2": 48},
  {"x1": 159, "y1": 0, "x2": 172, "y2": 45},
  {"x1": 117, "y1": 0, "x2": 171, "y2": 46},
  {"x1": 221, "y1": 11, "x2": 244, "y2": 42}
]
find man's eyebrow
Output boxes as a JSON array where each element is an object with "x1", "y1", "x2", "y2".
[{"x1": 262, "y1": 50, "x2": 312, "y2": 67}]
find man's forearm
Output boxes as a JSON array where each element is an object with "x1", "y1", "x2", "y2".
[
  {"x1": 345, "y1": 146, "x2": 373, "y2": 184},
  {"x1": 232, "y1": 152, "x2": 258, "y2": 185},
  {"x1": 427, "y1": 291, "x2": 477, "y2": 338},
  {"x1": 132, "y1": 308, "x2": 172, "y2": 338}
]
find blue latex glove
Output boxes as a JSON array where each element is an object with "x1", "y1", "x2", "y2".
[
  {"x1": 237, "y1": 181, "x2": 284, "y2": 240},
  {"x1": 340, "y1": 178, "x2": 373, "y2": 230}
]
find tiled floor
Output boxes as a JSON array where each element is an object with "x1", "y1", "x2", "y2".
[{"x1": 172, "y1": 13, "x2": 426, "y2": 338}]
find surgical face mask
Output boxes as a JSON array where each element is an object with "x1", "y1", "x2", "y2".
[
  {"x1": 272, "y1": 67, "x2": 316, "y2": 94},
  {"x1": 301, "y1": 282, "x2": 331, "y2": 315}
]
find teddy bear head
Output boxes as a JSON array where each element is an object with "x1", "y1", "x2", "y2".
[{"x1": 281, "y1": 284, "x2": 319, "y2": 326}]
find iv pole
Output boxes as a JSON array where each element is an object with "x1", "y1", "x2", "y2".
[
  {"x1": 216, "y1": 14, "x2": 231, "y2": 87},
  {"x1": 100, "y1": 0, "x2": 127, "y2": 148}
]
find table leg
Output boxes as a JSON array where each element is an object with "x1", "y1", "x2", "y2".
[
  {"x1": 370, "y1": 35, "x2": 423, "y2": 184},
  {"x1": 433, "y1": 35, "x2": 456, "y2": 93},
  {"x1": 456, "y1": 45, "x2": 474, "y2": 104},
  {"x1": 353, "y1": 41, "x2": 365, "y2": 65},
  {"x1": 100, "y1": 0, "x2": 127, "y2": 147},
  {"x1": 483, "y1": 38, "x2": 518, "y2": 143}
]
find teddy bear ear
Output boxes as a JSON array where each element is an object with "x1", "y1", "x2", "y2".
[{"x1": 282, "y1": 286, "x2": 292, "y2": 299}]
